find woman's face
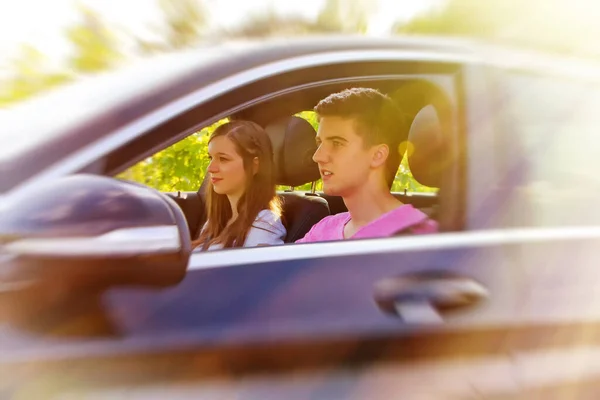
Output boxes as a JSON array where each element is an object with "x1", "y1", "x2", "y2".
[{"x1": 207, "y1": 136, "x2": 248, "y2": 198}]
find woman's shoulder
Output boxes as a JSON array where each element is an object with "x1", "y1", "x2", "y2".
[
  {"x1": 244, "y1": 208, "x2": 286, "y2": 246},
  {"x1": 255, "y1": 209, "x2": 283, "y2": 226},
  {"x1": 253, "y1": 209, "x2": 286, "y2": 234},
  {"x1": 256, "y1": 209, "x2": 281, "y2": 221}
]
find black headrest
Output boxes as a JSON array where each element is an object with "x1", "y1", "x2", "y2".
[
  {"x1": 265, "y1": 116, "x2": 320, "y2": 187},
  {"x1": 406, "y1": 105, "x2": 446, "y2": 188}
]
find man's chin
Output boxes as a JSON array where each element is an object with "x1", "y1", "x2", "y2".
[{"x1": 322, "y1": 184, "x2": 340, "y2": 196}]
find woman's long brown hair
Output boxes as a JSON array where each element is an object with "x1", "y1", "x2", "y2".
[{"x1": 192, "y1": 120, "x2": 281, "y2": 250}]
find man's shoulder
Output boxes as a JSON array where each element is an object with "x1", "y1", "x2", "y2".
[
  {"x1": 313, "y1": 212, "x2": 349, "y2": 228},
  {"x1": 295, "y1": 211, "x2": 348, "y2": 243},
  {"x1": 384, "y1": 205, "x2": 438, "y2": 235}
]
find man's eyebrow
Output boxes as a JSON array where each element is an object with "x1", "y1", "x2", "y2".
[
  {"x1": 323, "y1": 135, "x2": 348, "y2": 142},
  {"x1": 315, "y1": 135, "x2": 348, "y2": 145}
]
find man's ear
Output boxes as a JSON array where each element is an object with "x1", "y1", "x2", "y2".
[
  {"x1": 252, "y1": 157, "x2": 259, "y2": 175},
  {"x1": 371, "y1": 144, "x2": 389, "y2": 168}
]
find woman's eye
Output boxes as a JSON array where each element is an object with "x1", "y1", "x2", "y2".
[{"x1": 333, "y1": 141, "x2": 342, "y2": 148}]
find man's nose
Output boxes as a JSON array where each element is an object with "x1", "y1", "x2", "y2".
[{"x1": 312, "y1": 144, "x2": 327, "y2": 164}]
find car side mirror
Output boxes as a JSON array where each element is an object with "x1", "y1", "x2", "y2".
[{"x1": 1, "y1": 174, "x2": 191, "y2": 293}]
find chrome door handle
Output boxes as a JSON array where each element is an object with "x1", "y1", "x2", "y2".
[{"x1": 373, "y1": 271, "x2": 488, "y2": 324}]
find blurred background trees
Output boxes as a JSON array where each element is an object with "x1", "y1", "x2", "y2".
[
  {"x1": 315, "y1": 0, "x2": 373, "y2": 33},
  {"x1": 66, "y1": 4, "x2": 123, "y2": 72},
  {"x1": 394, "y1": 0, "x2": 600, "y2": 58},
  {"x1": 0, "y1": 45, "x2": 72, "y2": 106},
  {"x1": 4, "y1": 0, "x2": 597, "y2": 106}
]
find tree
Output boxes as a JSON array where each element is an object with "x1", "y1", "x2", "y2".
[
  {"x1": 315, "y1": 0, "x2": 375, "y2": 33},
  {"x1": 223, "y1": 0, "x2": 377, "y2": 38},
  {"x1": 224, "y1": 9, "x2": 325, "y2": 38},
  {"x1": 0, "y1": 5, "x2": 124, "y2": 106},
  {"x1": 0, "y1": 45, "x2": 72, "y2": 106},
  {"x1": 132, "y1": 0, "x2": 207, "y2": 55},
  {"x1": 394, "y1": 0, "x2": 600, "y2": 58},
  {"x1": 161, "y1": 0, "x2": 206, "y2": 49},
  {"x1": 66, "y1": 4, "x2": 123, "y2": 73}
]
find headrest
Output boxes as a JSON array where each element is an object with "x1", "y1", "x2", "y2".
[
  {"x1": 406, "y1": 105, "x2": 446, "y2": 188},
  {"x1": 265, "y1": 116, "x2": 320, "y2": 187}
]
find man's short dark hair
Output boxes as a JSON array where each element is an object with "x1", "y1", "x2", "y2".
[{"x1": 314, "y1": 88, "x2": 406, "y2": 187}]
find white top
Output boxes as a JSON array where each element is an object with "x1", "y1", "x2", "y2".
[{"x1": 194, "y1": 209, "x2": 286, "y2": 252}]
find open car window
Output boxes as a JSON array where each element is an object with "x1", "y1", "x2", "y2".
[
  {"x1": 116, "y1": 74, "x2": 458, "y2": 249},
  {"x1": 119, "y1": 108, "x2": 445, "y2": 197}
]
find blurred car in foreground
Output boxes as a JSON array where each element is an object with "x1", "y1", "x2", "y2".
[{"x1": 1, "y1": 36, "x2": 600, "y2": 398}]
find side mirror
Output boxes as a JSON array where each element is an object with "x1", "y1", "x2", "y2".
[{"x1": 1, "y1": 174, "x2": 191, "y2": 293}]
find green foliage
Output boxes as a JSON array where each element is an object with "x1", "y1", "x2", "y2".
[
  {"x1": 0, "y1": 45, "x2": 73, "y2": 106},
  {"x1": 0, "y1": 0, "x2": 374, "y2": 107},
  {"x1": 118, "y1": 119, "x2": 228, "y2": 191},
  {"x1": 132, "y1": 0, "x2": 207, "y2": 55},
  {"x1": 66, "y1": 5, "x2": 122, "y2": 73},
  {"x1": 226, "y1": 10, "x2": 323, "y2": 38},
  {"x1": 158, "y1": 0, "x2": 206, "y2": 49},
  {"x1": 316, "y1": 0, "x2": 374, "y2": 34},
  {"x1": 392, "y1": 157, "x2": 437, "y2": 193},
  {"x1": 394, "y1": 0, "x2": 600, "y2": 58},
  {"x1": 296, "y1": 110, "x2": 319, "y2": 131},
  {"x1": 0, "y1": 6, "x2": 120, "y2": 106},
  {"x1": 225, "y1": 0, "x2": 374, "y2": 38}
]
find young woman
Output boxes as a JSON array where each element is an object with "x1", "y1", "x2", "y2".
[{"x1": 192, "y1": 120, "x2": 286, "y2": 251}]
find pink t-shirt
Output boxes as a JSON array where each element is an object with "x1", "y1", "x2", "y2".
[{"x1": 296, "y1": 204, "x2": 438, "y2": 243}]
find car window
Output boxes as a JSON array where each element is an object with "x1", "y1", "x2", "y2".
[
  {"x1": 497, "y1": 72, "x2": 600, "y2": 227},
  {"x1": 119, "y1": 110, "x2": 438, "y2": 196}
]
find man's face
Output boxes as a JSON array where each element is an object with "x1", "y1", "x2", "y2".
[{"x1": 313, "y1": 116, "x2": 374, "y2": 196}]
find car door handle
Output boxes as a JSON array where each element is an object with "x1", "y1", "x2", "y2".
[{"x1": 373, "y1": 271, "x2": 488, "y2": 324}]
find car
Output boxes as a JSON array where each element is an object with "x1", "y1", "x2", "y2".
[{"x1": 1, "y1": 36, "x2": 600, "y2": 398}]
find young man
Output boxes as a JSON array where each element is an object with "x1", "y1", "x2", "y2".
[{"x1": 296, "y1": 88, "x2": 437, "y2": 243}]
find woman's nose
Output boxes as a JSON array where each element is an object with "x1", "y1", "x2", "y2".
[{"x1": 207, "y1": 159, "x2": 218, "y2": 173}]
